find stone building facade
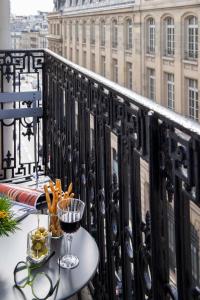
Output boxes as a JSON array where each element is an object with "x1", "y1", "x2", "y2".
[
  {"x1": 48, "y1": 0, "x2": 200, "y2": 286},
  {"x1": 48, "y1": 0, "x2": 200, "y2": 122}
]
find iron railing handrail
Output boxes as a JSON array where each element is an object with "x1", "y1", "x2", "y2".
[{"x1": 44, "y1": 48, "x2": 200, "y2": 136}]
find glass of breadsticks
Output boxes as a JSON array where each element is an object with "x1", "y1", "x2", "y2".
[{"x1": 44, "y1": 179, "x2": 74, "y2": 239}]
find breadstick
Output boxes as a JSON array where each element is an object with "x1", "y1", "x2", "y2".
[
  {"x1": 44, "y1": 184, "x2": 52, "y2": 213},
  {"x1": 56, "y1": 179, "x2": 62, "y2": 196},
  {"x1": 49, "y1": 180, "x2": 55, "y2": 193},
  {"x1": 52, "y1": 189, "x2": 59, "y2": 213},
  {"x1": 69, "y1": 192, "x2": 74, "y2": 199},
  {"x1": 67, "y1": 182, "x2": 73, "y2": 195}
]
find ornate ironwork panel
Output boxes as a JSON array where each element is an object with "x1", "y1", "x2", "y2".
[{"x1": 0, "y1": 50, "x2": 44, "y2": 179}]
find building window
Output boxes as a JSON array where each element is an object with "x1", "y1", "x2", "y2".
[
  {"x1": 54, "y1": 24, "x2": 56, "y2": 35},
  {"x1": 147, "y1": 18, "x2": 155, "y2": 54},
  {"x1": 126, "y1": 19, "x2": 133, "y2": 50},
  {"x1": 101, "y1": 56, "x2": 106, "y2": 76},
  {"x1": 64, "y1": 22, "x2": 67, "y2": 39},
  {"x1": 112, "y1": 20, "x2": 118, "y2": 49},
  {"x1": 191, "y1": 225, "x2": 200, "y2": 285},
  {"x1": 83, "y1": 51, "x2": 87, "y2": 68},
  {"x1": 90, "y1": 21, "x2": 95, "y2": 45},
  {"x1": 100, "y1": 20, "x2": 106, "y2": 47},
  {"x1": 164, "y1": 17, "x2": 175, "y2": 56},
  {"x1": 185, "y1": 16, "x2": 198, "y2": 60},
  {"x1": 75, "y1": 21, "x2": 79, "y2": 43},
  {"x1": 82, "y1": 21, "x2": 86, "y2": 44},
  {"x1": 57, "y1": 24, "x2": 60, "y2": 35},
  {"x1": 166, "y1": 73, "x2": 175, "y2": 110},
  {"x1": 76, "y1": 49, "x2": 79, "y2": 64},
  {"x1": 168, "y1": 203, "x2": 176, "y2": 273},
  {"x1": 91, "y1": 53, "x2": 95, "y2": 72},
  {"x1": 126, "y1": 62, "x2": 132, "y2": 90},
  {"x1": 148, "y1": 68, "x2": 155, "y2": 100},
  {"x1": 69, "y1": 22, "x2": 72, "y2": 41},
  {"x1": 112, "y1": 59, "x2": 118, "y2": 83},
  {"x1": 188, "y1": 78, "x2": 198, "y2": 120},
  {"x1": 70, "y1": 47, "x2": 73, "y2": 61}
]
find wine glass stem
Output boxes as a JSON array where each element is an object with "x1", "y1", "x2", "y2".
[{"x1": 66, "y1": 234, "x2": 72, "y2": 256}]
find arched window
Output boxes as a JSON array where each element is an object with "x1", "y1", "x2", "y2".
[
  {"x1": 75, "y1": 21, "x2": 79, "y2": 43},
  {"x1": 147, "y1": 17, "x2": 155, "y2": 54},
  {"x1": 164, "y1": 17, "x2": 175, "y2": 56},
  {"x1": 112, "y1": 20, "x2": 118, "y2": 48},
  {"x1": 82, "y1": 21, "x2": 86, "y2": 44},
  {"x1": 90, "y1": 20, "x2": 95, "y2": 45},
  {"x1": 100, "y1": 20, "x2": 106, "y2": 47},
  {"x1": 185, "y1": 16, "x2": 198, "y2": 60},
  {"x1": 126, "y1": 19, "x2": 133, "y2": 50}
]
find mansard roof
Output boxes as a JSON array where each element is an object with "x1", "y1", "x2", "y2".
[{"x1": 53, "y1": 0, "x2": 134, "y2": 13}]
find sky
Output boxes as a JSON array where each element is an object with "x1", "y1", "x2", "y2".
[{"x1": 10, "y1": 0, "x2": 54, "y2": 15}]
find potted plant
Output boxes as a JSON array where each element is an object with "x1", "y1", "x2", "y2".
[{"x1": 0, "y1": 195, "x2": 18, "y2": 237}]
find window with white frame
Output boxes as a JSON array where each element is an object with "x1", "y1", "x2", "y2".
[
  {"x1": 126, "y1": 19, "x2": 133, "y2": 50},
  {"x1": 148, "y1": 68, "x2": 155, "y2": 100},
  {"x1": 82, "y1": 21, "x2": 86, "y2": 44},
  {"x1": 83, "y1": 51, "x2": 87, "y2": 68},
  {"x1": 188, "y1": 78, "x2": 198, "y2": 120},
  {"x1": 100, "y1": 20, "x2": 106, "y2": 46},
  {"x1": 112, "y1": 59, "x2": 118, "y2": 83},
  {"x1": 112, "y1": 20, "x2": 118, "y2": 49},
  {"x1": 190, "y1": 224, "x2": 200, "y2": 285},
  {"x1": 70, "y1": 47, "x2": 73, "y2": 61},
  {"x1": 126, "y1": 62, "x2": 133, "y2": 90},
  {"x1": 147, "y1": 18, "x2": 155, "y2": 54},
  {"x1": 164, "y1": 17, "x2": 175, "y2": 56},
  {"x1": 91, "y1": 53, "x2": 95, "y2": 71},
  {"x1": 69, "y1": 22, "x2": 72, "y2": 41},
  {"x1": 76, "y1": 49, "x2": 79, "y2": 64},
  {"x1": 90, "y1": 21, "x2": 95, "y2": 45},
  {"x1": 64, "y1": 22, "x2": 67, "y2": 39},
  {"x1": 101, "y1": 56, "x2": 106, "y2": 77},
  {"x1": 185, "y1": 16, "x2": 198, "y2": 60},
  {"x1": 166, "y1": 73, "x2": 175, "y2": 110},
  {"x1": 57, "y1": 24, "x2": 60, "y2": 35},
  {"x1": 75, "y1": 21, "x2": 79, "y2": 42}
]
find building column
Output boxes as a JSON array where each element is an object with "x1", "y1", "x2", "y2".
[
  {"x1": 118, "y1": 17, "x2": 125, "y2": 86},
  {"x1": 0, "y1": 0, "x2": 11, "y2": 49},
  {"x1": 105, "y1": 17, "x2": 111, "y2": 80},
  {"x1": 95, "y1": 18, "x2": 100, "y2": 74},
  {"x1": 133, "y1": 12, "x2": 142, "y2": 94},
  {"x1": 86, "y1": 19, "x2": 91, "y2": 70},
  {"x1": 155, "y1": 13, "x2": 162, "y2": 105},
  {"x1": 0, "y1": 0, "x2": 12, "y2": 178},
  {"x1": 174, "y1": 13, "x2": 183, "y2": 115}
]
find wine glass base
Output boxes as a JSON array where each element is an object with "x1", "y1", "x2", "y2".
[{"x1": 58, "y1": 255, "x2": 79, "y2": 269}]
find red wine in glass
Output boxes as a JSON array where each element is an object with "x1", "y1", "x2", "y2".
[
  {"x1": 59, "y1": 211, "x2": 81, "y2": 233},
  {"x1": 57, "y1": 198, "x2": 85, "y2": 269}
]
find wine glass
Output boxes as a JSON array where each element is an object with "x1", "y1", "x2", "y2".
[{"x1": 57, "y1": 198, "x2": 85, "y2": 269}]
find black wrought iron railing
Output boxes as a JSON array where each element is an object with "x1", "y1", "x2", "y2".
[
  {"x1": 0, "y1": 49, "x2": 44, "y2": 179},
  {"x1": 1, "y1": 49, "x2": 200, "y2": 300}
]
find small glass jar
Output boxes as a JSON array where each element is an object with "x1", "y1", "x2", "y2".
[
  {"x1": 48, "y1": 212, "x2": 63, "y2": 239},
  {"x1": 27, "y1": 228, "x2": 51, "y2": 263}
]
